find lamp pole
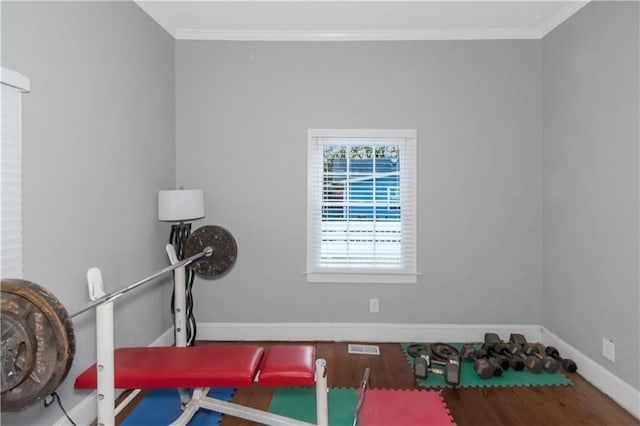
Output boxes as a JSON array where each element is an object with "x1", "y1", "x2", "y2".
[{"x1": 158, "y1": 189, "x2": 205, "y2": 346}]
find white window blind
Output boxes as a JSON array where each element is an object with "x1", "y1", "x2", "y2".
[
  {"x1": 1, "y1": 68, "x2": 30, "y2": 279},
  {"x1": 307, "y1": 129, "x2": 417, "y2": 284}
]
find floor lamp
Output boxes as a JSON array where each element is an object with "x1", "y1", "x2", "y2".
[{"x1": 158, "y1": 189, "x2": 205, "y2": 345}]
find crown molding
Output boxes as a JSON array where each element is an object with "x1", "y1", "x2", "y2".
[
  {"x1": 175, "y1": 28, "x2": 543, "y2": 41},
  {"x1": 537, "y1": 1, "x2": 590, "y2": 38}
]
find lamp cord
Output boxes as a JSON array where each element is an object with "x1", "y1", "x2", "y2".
[{"x1": 44, "y1": 392, "x2": 76, "y2": 426}]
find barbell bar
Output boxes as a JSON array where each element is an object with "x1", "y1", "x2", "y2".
[
  {"x1": 71, "y1": 246, "x2": 212, "y2": 318},
  {"x1": 0, "y1": 225, "x2": 237, "y2": 412}
]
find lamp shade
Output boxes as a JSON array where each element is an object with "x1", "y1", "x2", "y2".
[{"x1": 158, "y1": 189, "x2": 205, "y2": 222}]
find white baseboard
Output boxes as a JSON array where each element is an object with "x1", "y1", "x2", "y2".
[
  {"x1": 196, "y1": 321, "x2": 544, "y2": 344},
  {"x1": 541, "y1": 327, "x2": 640, "y2": 419},
  {"x1": 55, "y1": 327, "x2": 175, "y2": 425}
]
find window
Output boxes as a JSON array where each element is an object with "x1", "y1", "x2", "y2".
[
  {"x1": 1, "y1": 68, "x2": 30, "y2": 279},
  {"x1": 307, "y1": 129, "x2": 417, "y2": 283}
]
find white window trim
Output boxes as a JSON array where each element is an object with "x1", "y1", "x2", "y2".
[
  {"x1": 306, "y1": 128, "x2": 417, "y2": 284},
  {"x1": 1, "y1": 67, "x2": 30, "y2": 92},
  {"x1": 1, "y1": 67, "x2": 30, "y2": 279}
]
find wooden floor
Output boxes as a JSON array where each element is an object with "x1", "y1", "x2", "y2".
[{"x1": 117, "y1": 341, "x2": 639, "y2": 426}]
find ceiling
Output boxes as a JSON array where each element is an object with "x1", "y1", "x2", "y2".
[{"x1": 135, "y1": 1, "x2": 589, "y2": 41}]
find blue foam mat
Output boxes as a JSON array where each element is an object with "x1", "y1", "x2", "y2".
[{"x1": 122, "y1": 388, "x2": 235, "y2": 426}]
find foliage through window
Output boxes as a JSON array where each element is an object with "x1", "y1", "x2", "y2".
[{"x1": 307, "y1": 129, "x2": 417, "y2": 283}]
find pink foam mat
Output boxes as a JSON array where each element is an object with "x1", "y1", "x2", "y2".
[{"x1": 360, "y1": 389, "x2": 455, "y2": 426}]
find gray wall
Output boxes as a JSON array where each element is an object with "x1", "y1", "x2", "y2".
[
  {"x1": 542, "y1": 1, "x2": 639, "y2": 388},
  {"x1": 2, "y1": 2, "x2": 175, "y2": 424},
  {"x1": 176, "y1": 40, "x2": 543, "y2": 324}
]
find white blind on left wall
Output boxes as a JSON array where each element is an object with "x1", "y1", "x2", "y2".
[{"x1": 1, "y1": 68, "x2": 30, "y2": 279}]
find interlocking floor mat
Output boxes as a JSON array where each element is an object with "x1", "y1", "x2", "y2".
[
  {"x1": 269, "y1": 387, "x2": 357, "y2": 425},
  {"x1": 121, "y1": 388, "x2": 234, "y2": 426},
  {"x1": 360, "y1": 389, "x2": 455, "y2": 426},
  {"x1": 401, "y1": 343, "x2": 573, "y2": 389},
  {"x1": 269, "y1": 387, "x2": 455, "y2": 426}
]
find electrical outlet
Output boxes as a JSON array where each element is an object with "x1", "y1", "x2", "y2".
[
  {"x1": 369, "y1": 298, "x2": 379, "y2": 313},
  {"x1": 602, "y1": 338, "x2": 615, "y2": 362}
]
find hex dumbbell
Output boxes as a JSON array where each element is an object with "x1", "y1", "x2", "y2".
[
  {"x1": 509, "y1": 343, "x2": 544, "y2": 373},
  {"x1": 509, "y1": 333, "x2": 528, "y2": 346},
  {"x1": 481, "y1": 343, "x2": 510, "y2": 371},
  {"x1": 523, "y1": 345, "x2": 559, "y2": 373},
  {"x1": 544, "y1": 346, "x2": 578, "y2": 373},
  {"x1": 484, "y1": 333, "x2": 525, "y2": 371},
  {"x1": 460, "y1": 344, "x2": 503, "y2": 379}
]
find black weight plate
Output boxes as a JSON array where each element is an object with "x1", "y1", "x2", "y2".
[
  {"x1": 1, "y1": 279, "x2": 75, "y2": 412},
  {"x1": 407, "y1": 343, "x2": 430, "y2": 359},
  {"x1": 184, "y1": 225, "x2": 237, "y2": 278},
  {"x1": 430, "y1": 343, "x2": 459, "y2": 361}
]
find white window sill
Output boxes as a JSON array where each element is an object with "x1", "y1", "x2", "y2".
[{"x1": 306, "y1": 272, "x2": 418, "y2": 284}]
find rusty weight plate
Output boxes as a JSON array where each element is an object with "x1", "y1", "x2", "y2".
[
  {"x1": 1, "y1": 279, "x2": 75, "y2": 412},
  {"x1": 184, "y1": 225, "x2": 237, "y2": 277}
]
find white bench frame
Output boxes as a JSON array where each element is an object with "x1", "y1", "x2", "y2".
[{"x1": 86, "y1": 244, "x2": 328, "y2": 426}]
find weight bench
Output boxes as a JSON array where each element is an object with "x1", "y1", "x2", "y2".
[
  {"x1": 74, "y1": 263, "x2": 328, "y2": 426},
  {"x1": 75, "y1": 344, "x2": 327, "y2": 425}
]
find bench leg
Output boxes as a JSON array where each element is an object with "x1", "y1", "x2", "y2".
[
  {"x1": 169, "y1": 388, "x2": 207, "y2": 426},
  {"x1": 315, "y1": 359, "x2": 328, "y2": 426},
  {"x1": 199, "y1": 396, "x2": 315, "y2": 426},
  {"x1": 170, "y1": 358, "x2": 328, "y2": 426}
]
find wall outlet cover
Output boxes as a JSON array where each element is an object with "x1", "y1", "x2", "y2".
[{"x1": 602, "y1": 338, "x2": 615, "y2": 362}]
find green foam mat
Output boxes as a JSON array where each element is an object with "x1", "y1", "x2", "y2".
[
  {"x1": 401, "y1": 343, "x2": 573, "y2": 388},
  {"x1": 269, "y1": 387, "x2": 357, "y2": 425}
]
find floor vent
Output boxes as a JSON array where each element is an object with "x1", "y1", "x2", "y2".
[{"x1": 348, "y1": 344, "x2": 380, "y2": 355}]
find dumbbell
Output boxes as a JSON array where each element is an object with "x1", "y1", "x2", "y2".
[
  {"x1": 509, "y1": 333, "x2": 538, "y2": 356},
  {"x1": 484, "y1": 333, "x2": 525, "y2": 371},
  {"x1": 509, "y1": 333, "x2": 528, "y2": 346},
  {"x1": 510, "y1": 333, "x2": 560, "y2": 373},
  {"x1": 481, "y1": 343, "x2": 510, "y2": 371},
  {"x1": 509, "y1": 343, "x2": 543, "y2": 373},
  {"x1": 433, "y1": 354, "x2": 461, "y2": 387},
  {"x1": 409, "y1": 344, "x2": 461, "y2": 386},
  {"x1": 544, "y1": 346, "x2": 578, "y2": 373},
  {"x1": 523, "y1": 345, "x2": 559, "y2": 373},
  {"x1": 413, "y1": 353, "x2": 461, "y2": 386},
  {"x1": 460, "y1": 344, "x2": 503, "y2": 379},
  {"x1": 509, "y1": 333, "x2": 549, "y2": 373}
]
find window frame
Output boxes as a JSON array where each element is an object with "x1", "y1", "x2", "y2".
[{"x1": 306, "y1": 128, "x2": 417, "y2": 284}]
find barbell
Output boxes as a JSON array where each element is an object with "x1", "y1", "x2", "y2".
[{"x1": 0, "y1": 225, "x2": 237, "y2": 413}]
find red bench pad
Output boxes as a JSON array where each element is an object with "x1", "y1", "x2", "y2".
[
  {"x1": 258, "y1": 345, "x2": 316, "y2": 386},
  {"x1": 75, "y1": 345, "x2": 265, "y2": 389}
]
